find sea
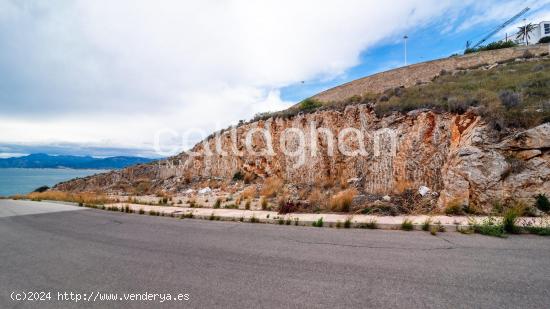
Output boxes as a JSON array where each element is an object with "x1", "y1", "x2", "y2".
[{"x1": 0, "y1": 168, "x2": 107, "y2": 196}]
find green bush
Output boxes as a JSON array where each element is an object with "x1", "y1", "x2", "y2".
[
  {"x1": 374, "y1": 58, "x2": 550, "y2": 130},
  {"x1": 422, "y1": 219, "x2": 431, "y2": 231},
  {"x1": 525, "y1": 226, "x2": 550, "y2": 236},
  {"x1": 473, "y1": 218, "x2": 505, "y2": 237},
  {"x1": 464, "y1": 41, "x2": 517, "y2": 54},
  {"x1": 444, "y1": 201, "x2": 465, "y2": 215},
  {"x1": 344, "y1": 218, "x2": 352, "y2": 229},
  {"x1": 539, "y1": 37, "x2": 550, "y2": 44},
  {"x1": 535, "y1": 194, "x2": 550, "y2": 212},
  {"x1": 401, "y1": 219, "x2": 414, "y2": 231},
  {"x1": 299, "y1": 98, "x2": 322, "y2": 111},
  {"x1": 312, "y1": 217, "x2": 324, "y2": 227},
  {"x1": 213, "y1": 198, "x2": 221, "y2": 209},
  {"x1": 232, "y1": 171, "x2": 244, "y2": 181},
  {"x1": 503, "y1": 207, "x2": 522, "y2": 234}
]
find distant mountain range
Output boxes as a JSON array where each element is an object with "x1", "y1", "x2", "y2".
[{"x1": 0, "y1": 153, "x2": 155, "y2": 169}]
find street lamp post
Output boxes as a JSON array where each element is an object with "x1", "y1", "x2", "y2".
[{"x1": 403, "y1": 35, "x2": 408, "y2": 66}]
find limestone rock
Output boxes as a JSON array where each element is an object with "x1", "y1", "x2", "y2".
[
  {"x1": 517, "y1": 149, "x2": 542, "y2": 160},
  {"x1": 54, "y1": 107, "x2": 550, "y2": 213}
]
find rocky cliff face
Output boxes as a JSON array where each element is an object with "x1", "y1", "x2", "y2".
[
  {"x1": 55, "y1": 46, "x2": 550, "y2": 212},
  {"x1": 55, "y1": 105, "x2": 550, "y2": 211}
]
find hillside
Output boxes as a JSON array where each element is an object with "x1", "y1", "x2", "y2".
[
  {"x1": 0, "y1": 153, "x2": 154, "y2": 169},
  {"x1": 54, "y1": 45, "x2": 550, "y2": 215}
]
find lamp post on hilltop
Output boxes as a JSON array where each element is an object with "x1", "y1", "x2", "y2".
[{"x1": 403, "y1": 35, "x2": 408, "y2": 66}]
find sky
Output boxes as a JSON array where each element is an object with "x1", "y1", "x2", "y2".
[{"x1": 0, "y1": 0, "x2": 549, "y2": 158}]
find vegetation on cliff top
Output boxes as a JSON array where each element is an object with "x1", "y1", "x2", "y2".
[
  {"x1": 375, "y1": 57, "x2": 550, "y2": 130},
  {"x1": 253, "y1": 57, "x2": 550, "y2": 130}
]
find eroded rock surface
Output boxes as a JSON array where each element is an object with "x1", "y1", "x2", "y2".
[{"x1": 55, "y1": 106, "x2": 550, "y2": 212}]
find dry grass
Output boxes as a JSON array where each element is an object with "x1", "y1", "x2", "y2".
[
  {"x1": 329, "y1": 189, "x2": 357, "y2": 212},
  {"x1": 307, "y1": 189, "x2": 326, "y2": 209},
  {"x1": 243, "y1": 172, "x2": 256, "y2": 184},
  {"x1": 260, "y1": 196, "x2": 268, "y2": 210},
  {"x1": 339, "y1": 176, "x2": 349, "y2": 189},
  {"x1": 375, "y1": 58, "x2": 550, "y2": 129},
  {"x1": 241, "y1": 185, "x2": 257, "y2": 200},
  {"x1": 260, "y1": 177, "x2": 284, "y2": 198},
  {"x1": 13, "y1": 190, "x2": 112, "y2": 205}
]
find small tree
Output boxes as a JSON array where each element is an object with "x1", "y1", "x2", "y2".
[
  {"x1": 516, "y1": 23, "x2": 536, "y2": 45},
  {"x1": 535, "y1": 194, "x2": 550, "y2": 212}
]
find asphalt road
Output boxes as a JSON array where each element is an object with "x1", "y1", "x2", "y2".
[{"x1": 1, "y1": 200, "x2": 549, "y2": 309}]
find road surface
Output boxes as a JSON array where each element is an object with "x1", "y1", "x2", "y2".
[{"x1": 1, "y1": 199, "x2": 549, "y2": 308}]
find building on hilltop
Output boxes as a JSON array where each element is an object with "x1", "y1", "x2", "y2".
[{"x1": 513, "y1": 20, "x2": 550, "y2": 44}]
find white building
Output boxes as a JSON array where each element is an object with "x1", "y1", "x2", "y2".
[{"x1": 514, "y1": 21, "x2": 550, "y2": 45}]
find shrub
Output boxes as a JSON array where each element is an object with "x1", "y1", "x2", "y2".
[
  {"x1": 444, "y1": 200, "x2": 465, "y2": 215},
  {"x1": 278, "y1": 218, "x2": 284, "y2": 225},
  {"x1": 502, "y1": 155, "x2": 527, "y2": 179},
  {"x1": 307, "y1": 189, "x2": 326, "y2": 210},
  {"x1": 299, "y1": 98, "x2": 322, "y2": 111},
  {"x1": 312, "y1": 217, "x2": 324, "y2": 227},
  {"x1": 503, "y1": 207, "x2": 522, "y2": 234},
  {"x1": 138, "y1": 208, "x2": 145, "y2": 215},
  {"x1": 525, "y1": 226, "x2": 550, "y2": 236},
  {"x1": 260, "y1": 197, "x2": 268, "y2": 210},
  {"x1": 422, "y1": 218, "x2": 431, "y2": 231},
  {"x1": 535, "y1": 194, "x2": 550, "y2": 212},
  {"x1": 224, "y1": 203, "x2": 238, "y2": 209},
  {"x1": 361, "y1": 219, "x2": 378, "y2": 229},
  {"x1": 23, "y1": 190, "x2": 112, "y2": 205},
  {"x1": 134, "y1": 180, "x2": 152, "y2": 195},
  {"x1": 464, "y1": 41, "x2": 517, "y2": 54},
  {"x1": 213, "y1": 198, "x2": 221, "y2": 209},
  {"x1": 249, "y1": 216, "x2": 259, "y2": 223},
  {"x1": 499, "y1": 90, "x2": 521, "y2": 109},
  {"x1": 344, "y1": 218, "x2": 352, "y2": 229},
  {"x1": 260, "y1": 177, "x2": 284, "y2": 197},
  {"x1": 401, "y1": 219, "x2": 414, "y2": 231},
  {"x1": 245, "y1": 199, "x2": 251, "y2": 210},
  {"x1": 33, "y1": 185, "x2": 50, "y2": 193},
  {"x1": 539, "y1": 37, "x2": 550, "y2": 44},
  {"x1": 329, "y1": 189, "x2": 357, "y2": 212},
  {"x1": 242, "y1": 186, "x2": 256, "y2": 200},
  {"x1": 232, "y1": 171, "x2": 244, "y2": 181},
  {"x1": 473, "y1": 218, "x2": 505, "y2": 237},
  {"x1": 278, "y1": 200, "x2": 299, "y2": 214}
]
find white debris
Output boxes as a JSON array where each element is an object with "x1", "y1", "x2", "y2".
[
  {"x1": 418, "y1": 186, "x2": 431, "y2": 196},
  {"x1": 184, "y1": 189, "x2": 194, "y2": 195},
  {"x1": 347, "y1": 177, "x2": 361, "y2": 184},
  {"x1": 198, "y1": 187, "x2": 212, "y2": 195},
  {"x1": 382, "y1": 195, "x2": 391, "y2": 202}
]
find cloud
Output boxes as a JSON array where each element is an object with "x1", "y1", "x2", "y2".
[{"x1": 0, "y1": 0, "x2": 533, "y2": 155}]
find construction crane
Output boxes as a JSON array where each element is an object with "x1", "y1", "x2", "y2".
[{"x1": 466, "y1": 7, "x2": 530, "y2": 49}]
